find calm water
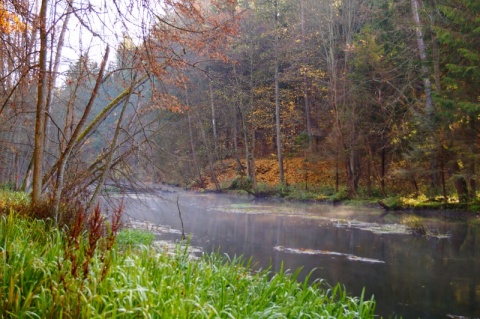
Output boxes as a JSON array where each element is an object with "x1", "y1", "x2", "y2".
[{"x1": 121, "y1": 188, "x2": 480, "y2": 319}]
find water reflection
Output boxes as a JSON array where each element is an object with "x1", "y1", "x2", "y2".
[{"x1": 122, "y1": 190, "x2": 480, "y2": 319}]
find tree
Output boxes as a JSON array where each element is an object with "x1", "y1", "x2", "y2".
[
  {"x1": 32, "y1": 0, "x2": 49, "y2": 205},
  {"x1": 434, "y1": 0, "x2": 480, "y2": 202},
  {"x1": 0, "y1": 0, "x2": 238, "y2": 218},
  {"x1": 273, "y1": 0, "x2": 284, "y2": 184}
]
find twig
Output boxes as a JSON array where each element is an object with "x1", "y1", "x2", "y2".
[{"x1": 176, "y1": 195, "x2": 186, "y2": 240}]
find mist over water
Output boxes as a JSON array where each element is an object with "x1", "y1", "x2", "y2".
[{"x1": 121, "y1": 188, "x2": 480, "y2": 319}]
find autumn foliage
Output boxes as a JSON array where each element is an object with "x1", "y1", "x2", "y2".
[
  {"x1": 203, "y1": 157, "x2": 339, "y2": 190},
  {"x1": 0, "y1": 3, "x2": 25, "y2": 33},
  {"x1": 142, "y1": 0, "x2": 238, "y2": 113}
]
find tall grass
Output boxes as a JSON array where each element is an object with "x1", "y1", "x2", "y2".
[{"x1": 0, "y1": 212, "x2": 378, "y2": 318}]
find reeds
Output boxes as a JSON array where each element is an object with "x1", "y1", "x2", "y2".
[{"x1": 0, "y1": 212, "x2": 377, "y2": 318}]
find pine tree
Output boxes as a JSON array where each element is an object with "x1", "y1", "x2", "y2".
[{"x1": 435, "y1": 0, "x2": 480, "y2": 201}]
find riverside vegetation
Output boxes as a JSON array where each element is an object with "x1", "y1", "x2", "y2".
[
  {"x1": 0, "y1": 190, "x2": 377, "y2": 318},
  {"x1": 202, "y1": 159, "x2": 480, "y2": 214}
]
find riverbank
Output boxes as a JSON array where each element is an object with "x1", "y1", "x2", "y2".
[
  {"x1": 0, "y1": 213, "x2": 378, "y2": 318},
  {"x1": 194, "y1": 158, "x2": 480, "y2": 218},
  {"x1": 0, "y1": 193, "x2": 378, "y2": 318}
]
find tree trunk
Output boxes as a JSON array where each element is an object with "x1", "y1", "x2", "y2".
[
  {"x1": 274, "y1": 0, "x2": 284, "y2": 184},
  {"x1": 44, "y1": 7, "x2": 71, "y2": 162},
  {"x1": 452, "y1": 161, "x2": 469, "y2": 203},
  {"x1": 232, "y1": 115, "x2": 243, "y2": 174},
  {"x1": 250, "y1": 126, "x2": 258, "y2": 193},
  {"x1": 454, "y1": 176, "x2": 469, "y2": 204},
  {"x1": 185, "y1": 85, "x2": 203, "y2": 188},
  {"x1": 300, "y1": 0, "x2": 312, "y2": 147},
  {"x1": 381, "y1": 147, "x2": 386, "y2": 196},
  {"x1": 208, "y1": 75, "x2": 218, "y2": 154},
  {"x1": 87, "y1": 74, "x2": 134, "y2": 211},
  {"x1": 469, "y1": 116, "x2": 477, "y2": 200},
  {"x1": 367, "y1": 157, "x2": 371, "y2": 197},
  {"x1": 197, "y1": 114, "x2": 220, "y2": 191},
  {"x1": 440, "y1": 143, "x2": 447, "y2": 203},
  {"x1": 52, "y1": 48, "x2": 110, "y2": 218},
  {"x1": 248, "y1": 45, "x2": 258, "y2": 193},
  {"x1": 411, "y1": 0, "x2": 434, "y2": 118},
  {"x1": 32, "y1": 0, "x2": 49, "y2": 205}
]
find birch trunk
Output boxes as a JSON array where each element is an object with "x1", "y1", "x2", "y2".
[{"x1": 411, "y1": 0, "x2": 434, "y2": 118}]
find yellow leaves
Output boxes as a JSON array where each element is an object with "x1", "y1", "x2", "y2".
[
  {"x1": 457, "y1": 159, "x2": 464, "y2": 170},
  {"x1": 0, "y1": 3, "x2": 26, "y2": 34},
  {"x1": 299, "y1": 66, "x2": 326, "y2": 79}
]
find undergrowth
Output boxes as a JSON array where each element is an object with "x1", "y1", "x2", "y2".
[{"x1": 0, "y1": 211, "x2": 378, "y2": 318}]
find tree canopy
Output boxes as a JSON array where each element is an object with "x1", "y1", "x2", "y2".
[{"x1": 1, "y1": 0, "x2": 479, "y2": 215}]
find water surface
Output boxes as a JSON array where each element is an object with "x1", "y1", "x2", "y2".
[{"x1": 121, "y1": 188, "x2": 480, "y2": 319}]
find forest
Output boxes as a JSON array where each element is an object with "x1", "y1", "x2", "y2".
[{"x1": 1, "y1": 0, "x2": 479, "y2": 217}]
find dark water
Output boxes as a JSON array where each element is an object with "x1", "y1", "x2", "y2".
[{"x1": 120, "y1": 188, "x2": 480, "y2": 319}]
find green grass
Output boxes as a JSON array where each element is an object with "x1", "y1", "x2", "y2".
[
  {"x1": 0, "y1": 190, "x2": 30, "y2": 212},
  {"x1": 116, "y1": 228, "x2": 156, "y2": 247},
  {"x1": 0, "y1": 212, "x2": 378, "y2": 318}
]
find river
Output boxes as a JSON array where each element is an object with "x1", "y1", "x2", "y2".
[{"x1": 119, "y1": 187, "x2": 480, "y2": 319}]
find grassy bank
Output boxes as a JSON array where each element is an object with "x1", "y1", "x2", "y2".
[
  {"x1": 0, "y1": 209, "x2": 378, "y2": 318},
  {"x1": 224, "y1": 177, "x2": 480, "y2": 213},
  {"x1": 196, "y1": 158, "x2": 480, "y2": 213}
]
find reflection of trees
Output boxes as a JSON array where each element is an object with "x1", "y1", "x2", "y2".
[
  {"x1": 455, "y1": 220, "x2": 480, "y2": 310},
  {"x1": 157, "y1": 197, "x2": 480, "y2": 317},
  {"x1": 460, "y1": 220, "x2": 480, "y2": 256}
]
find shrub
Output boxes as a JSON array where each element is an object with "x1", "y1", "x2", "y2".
[
  {"x1": 330, "y1": 188, "x2": 349, "y2": 202},
  {"x1": 228, "y1": 176, "x2": 253, "y2": 192}
]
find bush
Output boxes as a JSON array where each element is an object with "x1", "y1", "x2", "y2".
[
  {"x1": 283, "y1": 185, "x2": 318, "y2": 201},
  {"x1": 228, "y1": 176, "x2": 253, "y2": 193},
  {"x1": 0, "y1": 182, "x2": 15, "y2": 191},
  {"x1": 330, "y1": 188, "x2": 349, "y2": 202},
  {"x1": 0, "y1": 190, "x2": 30, "y2": 214}
]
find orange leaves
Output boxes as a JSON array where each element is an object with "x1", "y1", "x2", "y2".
[
  {"x1": 0, "y1": 3, "x2": 25, "y2": 34},
  {"x1": 151, "y1": 92, "x2": 188, "y2": 113},
  {"x1": 147, "y1": 0, "x2": 238, "y2": 73},
  {"x1": 204, "y1": 157, "x2": 338, "y2": 189}
]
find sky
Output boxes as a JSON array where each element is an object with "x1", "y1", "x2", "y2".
[{"x1": 58, "y1": 0, "x2": 157, "y2": 80}]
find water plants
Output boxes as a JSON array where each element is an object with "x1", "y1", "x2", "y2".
[{"x1": 401, "y1": 215, "x2": 427, "y2": 235}]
